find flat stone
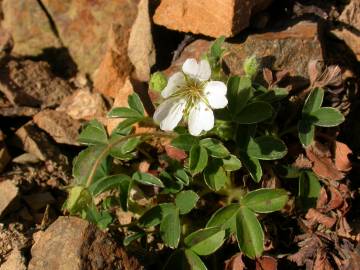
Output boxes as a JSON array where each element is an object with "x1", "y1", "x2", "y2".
[
  {"x1": 153, "y1": 0, "x2": 272, "y2": 37},
  {"x1": 0, "y1": 180, "x2": 19, "y2": 218},
  {"x1": 1, "y1": 0, "x2": 61, "y2": 56},
  {"x1": 28, "y1": 216, "x2": 142, "y2": 270},
  {"x1": 0, "y1": 248, "x2": 26, "y2": 270},
  {"x1": 13, "y1": 122, "x2": 62, "y2": 161},
  {"x1": 42, "y1": 0, "x2": 138, "y2": 76},
  {"x1": 12, "y1": 153, "x2": 41, "y2": 165},
  {"x1": 56, "y1": 88, "x2": 107, "y2": 121},
  {"x1": 23, "y1": 192, "x2": 56, "y2": 211},
  {"x1": 332, "y1": 28, "x2": 360, "y2": 61},
  {"x1": 0, "y1": 106, "x2": 40, "y2": 117},
  {"x1": 0, "y1": 60, "x2": 73, "y2": 108},
  {"x1": 33, "y1": 109, "x2": 81, "y2": 146},
  {"x1": 339, "y1": 0, "x2": 360, "y2": 31}
]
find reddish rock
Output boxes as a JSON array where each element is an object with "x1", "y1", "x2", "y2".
[
  {"x1": 339, "y1": 0, "x2": 360, "y2": 31},
  {"x1": 33, "y1": 109, "x2": 81, "y2": 146},
  {"x1": 28, "y1": 216, "x2": 143, "y2": 270},
  {"x1": 153, "y1": 0, "x2": 272, "y2": 37},
  {"x1": 332, "y1": 28, "x2": 360, "y2": 61},
  {"x1": 56, "y1": 88, "x2": 107, "y2": 121},
  {"x1": 0, "y1": 180, "x2": 19, "y2": 218},
  {"x1": 43, "y1": 0, "x2": 138, "y2": 76},
  {"x1": 166, "y1": 21, "x2": 323, "y2": 81},
  {"x1": 0, "y1": 248, "x2": 26, "y2": 270},
  {"x1": 13, "y1": 122, "x2": 62, "y2": 162},
  {"x1": 93, "y1": 23, "x2": 134, "y2": 98},
  {"x1": 1, "y1": 0, "x2": 61, "y2": 56},
  {"x1": 0, "y1": 60, "x2": 73, "y2": 108}
]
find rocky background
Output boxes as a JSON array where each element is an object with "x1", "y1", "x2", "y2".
[{"x1": 0, "y1": 0, "x2": 359, "y2": 269}]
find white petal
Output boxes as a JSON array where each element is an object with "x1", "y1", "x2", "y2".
[
  {"x1": 204, "y1": 81, "x2": 228, "y2": 109},
  {"x1": 197, "y1": 60, "x2": 211, "y2": 81},
  {"x1": 188, "y1": 101, "x2": 214, "y2": 136},
  {"x1": 182, "y1": 58, "x2": 199, "y2": 78},
  {"x1": 159, "y1": 98, "x2": 186, "y2": 131},
  {"x1": 153, "y1": 98, "x2": 174, "y2": 124},
  {"x1": 161, "y1": 72, "x2": 185, "y2": 98}
]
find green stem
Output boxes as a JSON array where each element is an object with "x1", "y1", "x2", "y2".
[{"x1": 85, "y1": 131, "x2": 176, "y2": 187}]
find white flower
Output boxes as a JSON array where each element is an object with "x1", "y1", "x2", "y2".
[{"x1": 153, "y1": 58, "x2": 228, "y2": 136}]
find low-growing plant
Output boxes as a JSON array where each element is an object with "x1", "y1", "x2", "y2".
[{"x1": 64, "y1": 37, "x2": 344, "y2": 269}]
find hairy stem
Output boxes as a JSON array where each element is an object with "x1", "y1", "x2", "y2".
[{"x1": 85, "y1": 131, "x2": 176, "y2": 187}]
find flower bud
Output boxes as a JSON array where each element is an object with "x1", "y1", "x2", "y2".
[
  {"x1": 243, "y1": 56, "x2": 259, "y2": 78},
  {"x1": 150, "y1": 71, "x2": 167, "y2": 92}
]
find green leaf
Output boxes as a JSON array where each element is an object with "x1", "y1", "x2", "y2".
[
  {"x1": 163, "y1": 249, "x2": 207, "y2": 270},
  {"x1": 236, "y1": 206, "x2": 264, "y2": 259},
  {"x1": 299, "y1": 171, "x2": 321, "y2": 198},
  {"x1": 88, "y1": 174, "x2": 132, "y2": 196},
  {"x1": 239, "y1": 152, "x2": 262, "y2": 182},
  {"x1": 172, "y1": 135, "x2": 199, "y2": 151},
  {"x1": 113, "y1": 118, "x2": 141, "y2": 133},
  {"x1": 253, "y1": 88, "x2": 288, "y2": 103},
  {"x1": 184, "y1": 227, "x2": 226, "y2": 256},
  {"x1": 243, "y1": 56, "x2": 259, "y2": 78},
  {"x1": 132, "y1": 172, "x2": 164, "y2": 187},
  {"x1": 298, "y1": 119, "x2": 315, "y2": 147},
  {"x1": 128, "y1": 93, "x2": 145, "y2": 116},
  {"x1": 110, "y1": 137, "x2": 141, "y2": 159},
  {"x1": 227, "y1": 76, "x2": 252, "y2": 114},
  {"x1": 189, "y1": 145, "x2": 208, "y2": 175},
  {"x1": 118, "y1": 177, "x2": 132, "y2": 211},
  {"x1": 175, "y1": 190, "x2": 199, "y2": 215},
  {"x1": 246, "y1": 136, "x2": 287, "y2": 160},
  {"x1": 174, "y1": 169, "x2": 190, "y2": 186},
  {"x1": 206, "y1": 204, "x2": 240, "y2": 234},
  {"x1": 311, "y1": 107, "x2": 345, "y2": 127},
  {"x1": 210, "y1": 36, "x2": 225, "y2": 59},
  {"x1": 298, "y1": 170, "x2": 321, "y2": 209},
  {"x1": 200, "y1": 138, "x2": 230, "y2": 158},
  {"x1": 203, "y1": 158, "x2": 227, "y2": 191},
  {"x1": 275, "y1": 165, "x2": 301, "y2": 178},
  {"x1": 123, "y1": 231, "x2": 146, "y2": 246},
  {"x1": 235, "y1": 102, "x2": 273, "y2": 124},
  {"x1": 72, "y1": 145, "x2": 107, "y2": 185},
  {"x1": 85, "y1": 205, "x2": 112, "y2": 229},
  {"x1": 303, "y1": 87, "x2": 324, "y2": 114},
  {"x1": 138, "y1": 203, "x2": 176, "y2": 228},
  {"x1": 222, "y1": 155, "x2": 242, "y2": 171},
  {"x1": 108, "y1": 107, "x2": 143, "y2": 119},
  {"x1": 64, "y1": 186, "x2": 92, "y2": 215},
  {"x1": 78, "y1": 120, "x2": 108, "y2": 145},
  {"x1": 160, "y1": 208, "x2": 181, "y2": 248},
  {"x1": 242, "y1": 188, "x2": 288, "y2": 213}
]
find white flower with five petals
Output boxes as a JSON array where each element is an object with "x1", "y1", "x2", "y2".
[{"x1": 153, "y1": 58, "x2": 228, "y2": 136}]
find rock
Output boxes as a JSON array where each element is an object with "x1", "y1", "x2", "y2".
[
  {"x1": 332, "y1": 28, "x2": 360, "y2": 61},
  {"x1": 23, "y1": 192, "x2": 56, "y2": 211},
  {"x1": 166, "y1": 21, "x2": 323, "y2": 80},
  {"x1": 28, "y1": 216, "x2": 142, "y2": 270},
  {"x1": 0, "y1": 106, "x2": 40, "y2": 117},
  {"x1": 33, "y1": 109, "x2": 81, "y2": 146},
  {"x1": 43, "y1": 0, "x2": 138, "y2": 76},
  {"x1": 93, "y1": 23, "x2": 134, "y2": 98},
  {"x1": 128, "y1": 0, "x2": 156, "y2": 81},
  {"x1": 0, "y1": 248, "x2": 26, "y2": 270},
  {"x1": 0, "y1": 27, "x2": 13, "y2": 62},
  {"x1": 153, "y1": 0, "x2": 272, "y2": 37},
  {"x1": 339, "y1": 0, "x2": 360, "y2": 31},
  {"x1": 223, "y1": 21, "x2": 323, "y2": 79},
  {"x1": 0, "y1": 60, "x2": 73, "y2": 108},
  {"x1": 1, "y1": 0, "x2": 61, "y2": 56},
  {"x1": 13, "y1": 122, "x2": 62, "y2": 162},
  {"x1": 0, "y1": 180, "x2": 19, "y2": 218},
  {"x1": 0, "y1": 144, "x2": 10, "y2": 173},
  {"x1": 12, "y1": 153, "x2": 41, "y2": 165},
  {"x1": 56, "y1": 88, "x2": 107, "y2": 121}
]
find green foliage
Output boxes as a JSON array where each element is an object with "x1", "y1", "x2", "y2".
[
  {"x1": 299, "y1": 88, "x2": 344, "y2": 147},
  {"x1": 65, "y1": 38, "x2": 347, "y2": 268}
]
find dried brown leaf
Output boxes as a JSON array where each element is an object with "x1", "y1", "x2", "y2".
[
  {"x1": 325, "y1": 186, "x2": 343, "y2": 212},
  {"x1": 293, "y1": 154, "x2": 312, "y2": 170},
  {"x1": 305, "y1": 208, "x2": 336, "y2": 229},
  {"x1": 334, "y1": 141, "x2": 352, "y2": 172},
  {"x1": 316, "y1": 187, "x2": 328, "y2": 210},
  {"x1": 263, "y1": 68, "x2": 273, "y2": 86},
  {"x1": 313, "y1": 249, "x2": 333, "y2": 270},
  {"x1": 288, "y1": 235, "x2": 320, "y2": 266},
  {"x1": 308, "y1": 60, "x2": 321, "y2": 86},
  {"x1": 256, "y1": 256, "x2": 277, "y2": 270},
  {"x1": 164, "y1": 145, "x2": 187, "y2": 161},
  {"x1": 225, "y1": 253, "x2": 246, "y2": 270},
  {"x1": 306, "y1": 145, "x2": 344, "y2": 181}
]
